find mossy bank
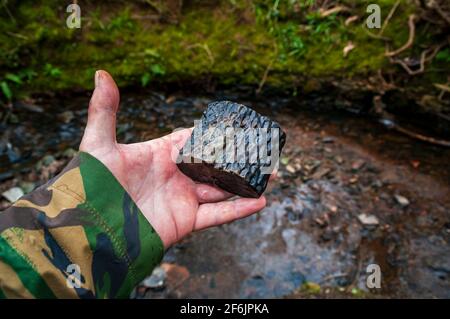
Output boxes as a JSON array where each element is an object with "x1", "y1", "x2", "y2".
[{"x1": 0, "y1": 0, "x2": 448, "y2": 110}]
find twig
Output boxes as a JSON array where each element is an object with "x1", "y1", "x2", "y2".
[
  {"x1": 256, "y1": 59, "x2": 274, "y2": 95},
  {"x1": 427, "y1": 0, "x2": 450, "y2": 25},
  {"x1": 5, "y1": 31, "x2": 28, "y2": 40},
  {"x1": 390, "y1": 44, "x2": 445, "y2": 75},
  {"x1": 145, "y1": 0, "x2": 163, "y2": 14},
  {"x1": 345, "y1": 15, "x2": 359, "y2": 26},
  {"x1": 377, "y1": 69, "x2": 396, "y2": 91},
  {"x1": 379, "y1": 0, "x2": 400, "y2": 35},
  {"x1": 374, "y1": 96, "x2": 450, "y2": 147},
  {"x1": 1, "y1": 1, "x2": 15, "y2": 23},
  {"x1": 187, "y1": 43, "x2": 214, "y2": 65},
  {"x1": 131, "y1": 14, "x2": 160, "y2": 21},
  {"x1": 436, "y1": 112, "x2": 450, "y2": 122},
  {"x1": 363, "y1": 25, "x2": 392, "y2": 41},
  {"x1": 391, "y1": 50, "x2": 426, "y2": 75},
  {"x1": 320, "y1": 273, "x2": 349, "y2": 284},
  {"x1": 433, "y1": 83, "x2": 450, "y2": 93},
  {"x1": 319, "y1": 6, "x2": 350, "y2": 18},
  {"x1": 385, "y1": 14, "x2": 416, "y2": 57},
  {"x1": 434, "y1": 83, "x2": 450, "y2": 100},
  {"x1": 392, "y1": 124, "x2": 450, "y2": 147}
]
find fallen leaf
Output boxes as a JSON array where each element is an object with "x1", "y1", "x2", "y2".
[
  {"x1": 320, "y1": 6, "x2": 349, "y2": 17},
  {"x1": 394, "y1": 194, "x2": 410, "y2": 207},
  {"x1": 343, "y1": 42, "x2": 355, "y2": 57},
  {"x1": 161, "y1": 263, "x2": 190, "y2": 289},
  {"x1": 345, "y1": 15, "x2": 359, "y2": 26},
  {"x1": 410, "y1": 160, "x2": 420, "y2": 168}
]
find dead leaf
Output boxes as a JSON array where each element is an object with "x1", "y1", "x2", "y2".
[
  {"x1": 160, "y1": 263, "x2": 190, "y2": 289},
  {"x1": 343, "y1": 42, "x2": 355, "y2": 57},
  {"x1": 434, "y1": 83, "x2": 450, "y2": 93},
  {"x1": 345, "y1": 15, "x2": 359, "y2": 26},
  {"x1": 320, "y1": 6, "x2": 349, "y2": 17}
]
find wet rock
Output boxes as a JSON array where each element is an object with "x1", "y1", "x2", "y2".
[
  {"x1": 394, "y1": 194, "x2": 410, "y2": 207},
  {"x1": 371, "y1": 179, "x2": 383, "y2": 189},
  {"x1": 6, "y1": 143, "x2": 21, "y2": 163},
  {"x1": 14, "y1": 101, "x2": 44, "y2": 113},
  {"x1": 58, "y1": 111, "x2": 75, "y2": 124},
  {"x1": 357, "y1": 213, "x2": 379, "y2": 227},
  {"x1": 285, "y1": 206, "x2": 302, "y2": 223},
  {"x1": 312, "y1": 167, "x2": 331, "y2": 180},
  {"x1": 141, "y1": 266, "x2": 166, "y2": 289},
  {"x1": 286, "y1": 165, "x2": 296, "y2": 174},
  {"x1": 62, "y1": 148, "x2": 77, "y2": 158},
  {"x1": 42, "y1": 155, "x2": 55, "y2": 166},
  {"x1": 160, "y1": 263, "x2": 190, "y2": 289},
  {"x1": 304, "y1": 159, "x2": 321, "y2": 173},
  {"x1": 165, "y1": 95, "x2": 177, "y2": 104},
  {"x1": 2, "y1": 187, "x2": 24, "y2": 203},
  {"x1": 314, "y1": 216, "x2": 329, "y2": 228},
  {"x1": 19, "y1": 181, "x2": 35, "y2": 194},
  {"x1": 325, "y1": 203, "x2": 338, "y2": 214},
  {"x1": 334, "y1": 155, "x2": 344, "y2": 164},
  {"x1": 280, "y1": 156, "x2": 290, "y2": 166},
  {"x1": 320, "y1": 229, "x2": 334, "y2": 242},
  {"x1": 0, "y1": 171, "x2": 13, "y2": 182},
  {"x1": 351, "y1": 159, "x2": 365, "y2": 171},
  {"x1": 349, "y1": 176, "x2": 359, "y2": 184},
  {"x1": 322, "y1": 136, "x2": 335, "y2": 143}
]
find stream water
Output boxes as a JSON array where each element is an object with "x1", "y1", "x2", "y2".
[{"x1": 1, "y1": 88, "x2": 449, "y2": 298}]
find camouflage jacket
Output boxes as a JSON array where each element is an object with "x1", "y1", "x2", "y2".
[{"x1": 0, "y1": 152, "x2": 164, "y2": 298}]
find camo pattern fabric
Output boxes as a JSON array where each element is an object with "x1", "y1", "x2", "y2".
[{"x1": 0, "y1": 152, "x2": 164, "y2": 299}]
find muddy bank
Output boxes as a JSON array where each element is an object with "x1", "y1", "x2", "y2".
[{"x1": 1, "y1": 90, "x2": 449, "y2": 298}]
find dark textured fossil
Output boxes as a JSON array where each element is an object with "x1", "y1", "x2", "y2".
[{"x1": 177, "y1": 101, "x2": 286, "y2": 198}]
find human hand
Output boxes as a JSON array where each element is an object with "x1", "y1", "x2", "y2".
[{"x1": 79, "y1": 70, "x2": 268, "y2": 249}]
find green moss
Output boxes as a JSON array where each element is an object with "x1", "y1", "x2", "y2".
[{"x1": 0, "y1": 0, "x2": 446, "y2": 100}]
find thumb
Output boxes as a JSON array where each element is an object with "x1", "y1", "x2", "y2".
[{"x1": 80, "y1": 70, "x2": 120, "y2": 152}]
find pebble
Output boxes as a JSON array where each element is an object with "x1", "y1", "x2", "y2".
[
  {"x1": 2, "y1": 187, "x2": 24, "y2": 203},
  {"x1": 312, "y1": 167, "x2": 331, "y2": 180},
  {"x1": 58, "y1": 111, "x2": 75, "y2": 124},
  {"x1": 394, "y1": 194, "x2": 410, "y2": 207},
  {"x1": 322, "y1": 136, "x2": 335, "y2": 143},
  {"x1": 141, "y1": 266, "x2": 166, "y2": 289},
  {"x1": 351, "y1": 159, "x2": 365, "y2": 171},
  {"x1": 286, "y1": 165, "x2": 296, "y2": 174},
  {"x1": 357, "y1": 213, "x2": 379, "y2": 226},
  {"x1": 335, "y1": 155, "x2": 344, "y2": 164}
]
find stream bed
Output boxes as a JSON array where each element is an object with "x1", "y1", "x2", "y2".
[{"x1": 1, "y1": 89, "x2": 449, "y2": 298}]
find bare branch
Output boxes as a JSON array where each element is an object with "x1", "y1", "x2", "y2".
[
  {"x1": 385, "y1": 14, "x2": 416, "y2": 57},
  {"x1": 380, "y1": 0, "x2": 401, "y2": 35}
]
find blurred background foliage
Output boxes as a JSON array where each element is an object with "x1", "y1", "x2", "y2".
[{"x1": 0, "y1": 0, "x2": 448, "y2": 108}]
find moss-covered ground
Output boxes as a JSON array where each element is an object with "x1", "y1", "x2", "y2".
[{"x1": 0, "y1": 0, "x2": 448, "y2": 104}]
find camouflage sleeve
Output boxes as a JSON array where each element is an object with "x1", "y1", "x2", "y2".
[{"x1": 0, "y1": 152, "x2": 164, "y2": 299}]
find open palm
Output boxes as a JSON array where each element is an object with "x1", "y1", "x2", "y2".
[{"x1": 79, "y1": 71, "x2": 267, "y2": 249}]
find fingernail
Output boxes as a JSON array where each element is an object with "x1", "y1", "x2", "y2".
[{"x1": 95, "y1": 70, "x2": 101, "y2": 88}]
